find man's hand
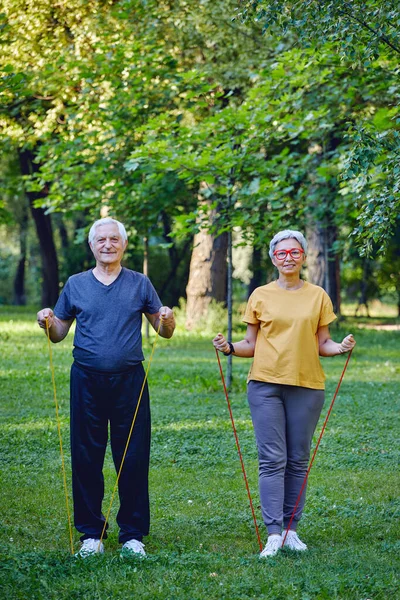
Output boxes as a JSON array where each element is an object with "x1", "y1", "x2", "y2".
[
  {"x1": 37, "y1": 308, "x2": 55, "y2": 330},
  {"x1": 36, "y1": 309, "x2": 73, "y2": 342},
  {"x1": 158, "y1": 306, "x2": 175, "y2": 338},
  {"x1": 159, "y1": 306, "x2": 174, "y2": 324}
]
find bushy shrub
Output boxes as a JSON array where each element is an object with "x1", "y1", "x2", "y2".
[{"x1": 173, "y1": 298, "x2": 246, "y2": 337}]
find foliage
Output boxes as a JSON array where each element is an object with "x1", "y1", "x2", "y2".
[
  {"x1": 238, "y1": 0, "x2": 400, "y2": 252},
  {"x1": 237, "y1": 1, "x2": 400, "y2": 60},
  {"x1": 1, "y1": 0, "x2": 267, "y2": 233},
  {"x1": 0, "y1": 308, "x2": 399, "y2": 598},
  {"x1": 126, "y1": 42, "x2": 400, "y2": 256},
  {"x1": 4, "y1": 0, "x2": 395, "y2": 246},
  {"x1": 1, "y1": 0, "x2": 399, "y2": 311},
  {"x1": 172, "y1": 298, "x2": 232, "y2": 336}
]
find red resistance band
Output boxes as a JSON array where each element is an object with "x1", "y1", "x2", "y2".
[{"x1": 215, "y1": 348, "x2": 263, "y2": 552}]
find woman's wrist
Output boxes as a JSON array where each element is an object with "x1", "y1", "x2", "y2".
[{"x1": 223, "y1": 342, "x2": 235, "y2": 356}]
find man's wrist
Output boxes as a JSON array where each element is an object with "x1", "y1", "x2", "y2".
[
  {"x1": 223, "y1": 342, "x2": 235, "y2": 356},
  {"x1": 160, "y1": 316, "x2": 174, "y2": 326}
]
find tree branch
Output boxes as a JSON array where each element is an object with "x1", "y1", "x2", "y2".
[{"x1": 339, "y1": 2, "x2": 400, "y2": 56}]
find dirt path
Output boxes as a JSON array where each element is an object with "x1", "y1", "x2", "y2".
[{"x1": 357, "y1": 324, "x2": 400, "y2": 331}]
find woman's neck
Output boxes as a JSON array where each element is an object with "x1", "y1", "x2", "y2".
[{"x1": 276, "y1": 276, "x2": 304, "y2": 291}]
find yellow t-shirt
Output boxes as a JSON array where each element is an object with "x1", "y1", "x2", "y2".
[{"x1": 243, "y1": 281, "x2": 336, "y2": 390}]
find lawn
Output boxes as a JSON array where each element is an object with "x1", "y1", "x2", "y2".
[{"x1": 0, "y1": 307, "x2": 399, "y2": 599}]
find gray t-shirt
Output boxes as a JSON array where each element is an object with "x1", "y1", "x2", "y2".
[{"x1": 54, "y1": 268, "x2": 162, "y2": 372}]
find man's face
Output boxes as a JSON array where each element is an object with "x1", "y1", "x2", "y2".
[{"x1": 90, "y1": 223, "x2": 127, "y2": 267}]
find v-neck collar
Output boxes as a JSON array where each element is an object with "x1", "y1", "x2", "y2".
[{"x1": 91, "y1": 267, "x2": 124, "y2": 288}]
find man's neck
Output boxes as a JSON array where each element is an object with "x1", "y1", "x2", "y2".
[{"x1": 93, "y1": 263, "x2": 122, "y2": 285}]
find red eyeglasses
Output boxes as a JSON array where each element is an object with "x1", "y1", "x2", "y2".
[{"x1": 273, "y1": 248, "x2": 305, "y2": 261}]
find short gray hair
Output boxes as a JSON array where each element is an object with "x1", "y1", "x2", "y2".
[
  {"x1": 88, "y1": 217, "x2": 128, "y2": 245},
  {"x1": 269, "y1": 229, "x2": 307, "y2": 259}
]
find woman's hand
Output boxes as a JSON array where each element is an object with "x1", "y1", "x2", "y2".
[
  {"x1": 338, "y1": 334, "x2": 356, "y2": 354},
  {"x1": 213, "y1": 324, "x2": 258, "y2": 358},
  {"x1": 213, "y1": 332, "x2": 230, "y2": 354},
  {"x1": 318, "y1": 326, "x2": 356, "y2": 357}
]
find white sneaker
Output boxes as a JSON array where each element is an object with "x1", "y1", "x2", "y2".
[
  {"x1": 76, "y1": 538, "x2": 104, "y2": 557},
  {"x1": 282, "y1": 530, "x2": 308, "y2": 551},
  {"x1": 260, "y1": 534, "x2": 282, "y2": 558},
  {"x1": 121, "y1": 539, "x2": 146, "y2": 557}
]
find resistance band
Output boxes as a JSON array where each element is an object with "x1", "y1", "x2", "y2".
[
  {"x1": 98, "y1": 320, "x2": 162, "y2": 551},
  {"x1": 282, "y1": 349, "x2": 353, "y2": 548},
  {"x1": 45, "y1": 318, "x2": 75, "y2": 555},
  {"x1": 215, "y1": 348, "x2": 263, "y2": 552}
]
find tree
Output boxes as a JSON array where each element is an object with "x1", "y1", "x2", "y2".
[
  {"x1": 1, "y1": 0, "x2": 200, "y2": 302},
  {"x1": 185, "y1": 196, "x2": 228, "y2": 329},
  {"x1": 0, "y1": 1, "x2": 113, "y2": 303},
  {"x1": 18, "y1": 149, "x2": 59, "y2": 305},
  {"x1": 127, "y1": 44, "x2": 397, "y2": 308},
  {"x1": 238, "y1": 0, "x2": 400, "y2": 252},
  {"x1": 1, "y1": 0, "x2": 398, "y2": 313}
]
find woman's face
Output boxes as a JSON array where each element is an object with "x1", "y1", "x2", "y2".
[{"x1": 271, "y1": 238, "x2": 306, "y2": 277}]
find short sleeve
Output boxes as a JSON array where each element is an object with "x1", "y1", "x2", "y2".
[
  {"x1": 243, "y1": 291, "x2": 260, "y2": 324},
  {"x1": 318, "y1": 291, "x2": 336, "y2": 328},
  {"x1": 54, "y1": 279, "x2": 76, "y2": 320},
  {"x1": 143, "y1": 276, "x2": 162, "y2": 314}
]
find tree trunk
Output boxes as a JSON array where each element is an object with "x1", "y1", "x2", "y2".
[
  {"x1": 306, "y1": 220, "x2": 341, "y2": 314},
  {"x1": 185, "y1": 199, "x2": 228, "y2": 330},
  {"x1": 57, "y1": 214, "x2": 70, "y2": 252},
  {"x1": 75, "y1": 213, "x2": 95, "y2": 271},
  {"x1": 248, "y1": 245, "x2": 264, "y2": 297},
  {"x1": 13, "y1": 198, "x2": 29, "y2": 305},
  {"x1": 355, "y1": 258, "x2": 371, "y2": 317},
  {"x1": 143, "y1": 235, "x2": 150, "y2": 340},
  {"x1": 306, "y1": 222, "x2": 327, "y2": 289},
  {"x1": 19, "y1": 149, "x2": 59, "y2": 307},
  {"x1": 305, "y1": 134, "x2": 342, "y2": 313},
  {"x1": 327, "y1": 224, "x2": 341, "y2": 315},
  {"x1": 158, "y1": 211, "x2": 193, "y2": 307},
  {"x1": 226, "y1": 220, "x2": 233, "y2": 389}
]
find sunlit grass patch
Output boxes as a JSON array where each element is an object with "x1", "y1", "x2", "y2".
[{"x1": 0, "y1": 307, "x2": 399, "y2": 599}]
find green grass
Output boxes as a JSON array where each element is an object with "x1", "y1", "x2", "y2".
[{"x1": 0, "y1": 307, "x2": 399, "y2": 599}]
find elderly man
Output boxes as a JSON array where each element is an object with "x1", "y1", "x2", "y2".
[{"x1": 37, "y1": 217, "x2": 175, "y2": 558}]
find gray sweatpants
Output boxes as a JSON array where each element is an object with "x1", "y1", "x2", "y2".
[{"x1": 247, "y1": 381, "x2": 325, "y2": 535}]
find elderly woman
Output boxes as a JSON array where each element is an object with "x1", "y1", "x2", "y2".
[{"x1": 213, "y1": 229, "x2": 355, "y2": 558}]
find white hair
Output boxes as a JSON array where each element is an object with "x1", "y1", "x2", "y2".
[
  {"x1": 269, "y1": 229, "x2": 307, "y2": 259},
  {"x1": 88, "y1": 217, "x2": 128, "y2": 245}
]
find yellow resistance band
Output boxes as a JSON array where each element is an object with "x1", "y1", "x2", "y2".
[
  {"x1": 45, "y1": 318, "x2": 74, "y2": 555},
  {"x1": 98, "y1": 319, "x2": 162, "y2": 551}
]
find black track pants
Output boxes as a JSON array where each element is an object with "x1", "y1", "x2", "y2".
[{"x1": 70, "y1": 362, "x2": 150, "y2": 543}]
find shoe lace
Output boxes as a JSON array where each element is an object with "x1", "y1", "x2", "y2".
[
  {"x1": 83, "y1": 538, "x2": 100, "y2": 551},
  {"x1": 268, "y1": 536, "x2": 282, "y2": 549},
  {"x1": 125, "y1": 539, "x2": 144, "y2": 551},
  {"x1": 284, "y1": 531, "x2": 305, "y2": 549}
]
